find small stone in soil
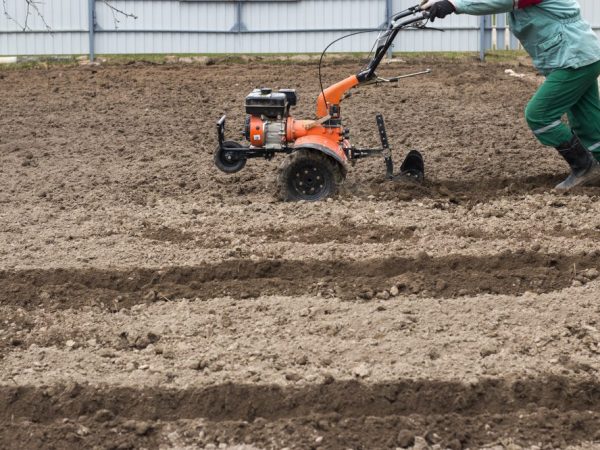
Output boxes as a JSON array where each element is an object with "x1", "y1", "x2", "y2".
[
  {"x1": 285, "y1": 372, "x2": 302, "y2": 382},
  {"x1": 93, "y1": 409, "x2": 115, "y2": 423},
  {"x1": 428, "y1": 349, "x2": 441, "y2": 360},
  {"x1": 295, "y1": 355, "x2": 308, "y2": 365},
  {"x1": 189, "y1": 359, "x2": 208, "y2": 371},
  {"x1": 446, "y1": 438, "x2": 463, "y2": 450},
  {"x1": 358, "y1": 290, "x2": 374, "y2": 300},
  {"x1": 435, "y1": 280, "x2": 448, "y2": 291},
  {"x1": 396, "y1": 430, "x2": 415, "y2": 448},
  {"x1": 123, "y1": 419, "x2": 153, "y2": 436},
  {"x1": 352, "y1": 364, "x2": 371, "y2": 378},
  {"x1": 480, "y1": 346, "x2": 498, "y2": 358},
  {"x1": 376, "y1": 290, "x2": 390, "y2": 300},
  {"x1": 144, "y1": 290, "x2": 158, "y2": 302},
  {"x1": 98, "y1": 349, "x2": 115, "y2": 358},
  {"x1": 585, "y1": 268, "x2": 599, "y2": 279}
]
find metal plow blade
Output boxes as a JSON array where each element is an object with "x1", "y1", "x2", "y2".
[{"x1": 394, "y1": 149, "x2": 425, "y2": 183}]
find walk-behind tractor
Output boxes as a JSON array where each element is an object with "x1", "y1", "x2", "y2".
[{"x1": 215, "y1": 5, "x2": 431, "y2": 201}]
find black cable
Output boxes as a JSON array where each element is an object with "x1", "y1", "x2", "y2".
[
  {"x1": 361, "y1": 29, "x2": 382, "y2": 72},
  {"x1": 318, "y1": 28, "x2": 384, "y2": 113},
  {"x1": 317, "y1": 6, "x2": 431, "y2": 111}
]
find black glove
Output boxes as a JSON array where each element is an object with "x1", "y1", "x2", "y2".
[{"x1": 429, "y1": 0, "x2": 456, "y2": 22}]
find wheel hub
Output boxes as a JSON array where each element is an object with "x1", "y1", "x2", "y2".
[{"x1": 293, "y1": 164, "x2": 326, "y2": 196}]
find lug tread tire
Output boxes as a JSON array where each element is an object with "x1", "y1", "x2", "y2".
[{"x1": 276, "y1": 149, "x2": 345, "y2": 202}]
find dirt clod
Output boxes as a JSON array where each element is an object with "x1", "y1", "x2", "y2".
[
  {"x1": 93, "y1": 409, "x2": 115, "y2": 423},
  {"x1": 397, "y1": 430, "x2": 416, "y2": 448},
  {"x1": 123, "y1": 419, "x2": 153, "y2": 436}
]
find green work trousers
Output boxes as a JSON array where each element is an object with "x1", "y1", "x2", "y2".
[{"x1": 525, "y1": 60, "x2": 600, "y2": 159}]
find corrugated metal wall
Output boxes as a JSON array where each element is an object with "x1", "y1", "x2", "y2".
[
  {"x1": 94, "y1": 0, "x2": 381, "y2": 54},
  {"x1": 0, "y1": 0, "x2": 599, "y2": 56},
  {"x1": 392, "y1": 0, "x2": 480, "y2": 52},
  {"x1": 0, "y1": 0, "x2": 87, "y2": 55}
]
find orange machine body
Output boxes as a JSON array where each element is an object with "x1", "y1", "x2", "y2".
[
  {"x1": 287, "y1": 74, "x2": 360, "y2": 164},
  {"x1": 316, "y1": 75, "x2": 359, "y2": 118},
  {"x1": 285, "y1": 117, "x2": 346, "y2": 163},
  {"x1": 248, "y1": 115, "x2": 266, "y2": 147},
  {"x1": 244, "y1": 75, "x2": 360, "y2": 166}
]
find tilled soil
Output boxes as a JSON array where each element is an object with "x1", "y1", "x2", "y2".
[{"x1": 2, "y1": 56, "x2": 600, "y2": 449}]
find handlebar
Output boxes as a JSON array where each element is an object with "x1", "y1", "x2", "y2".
[
  {"x1": 357, "y1": 6, "x2": 429, "y2": 83},
  {"x1": 391, "y1": 5, "x2": 425, "y2": 23}
]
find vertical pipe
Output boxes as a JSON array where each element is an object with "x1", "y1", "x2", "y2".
[
  {"x1": 509, "y1": 25, "x2": 520, "y2": 50},
  {"x1": 496, "y1": 13, "x2": 506, "y2": 50},
  {"x1": 88, "y1": 0, "x2": 95, "y2": 61},
  {"x1": 484, "y1": 15, "x2": 493, "y2": 54},
  {"x1": 479, "y1": 15, "x2": 485, "y2": 61},
  {"x1": 386, "y1": 0, "x2": 393, "y2": 58},
  {"x1": 237, "y1": 0, "x2": 242, "y2": 53}
]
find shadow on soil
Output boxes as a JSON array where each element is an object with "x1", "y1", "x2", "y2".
[
  {"x1": 0, "y1": 251, "x2": 595, "y2": 309},
  {"x1": 2, "y1": 376, "x2": 600, "y2": 449},
  {"x1": 347, "y1": 173, "x2": 600, "y2": 203}
]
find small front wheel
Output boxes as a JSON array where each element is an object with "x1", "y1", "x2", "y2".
[
  {"x1": 277, "y1": 149, "x2": 344, "y2": 201},
  {"x1": 214, "y1": 141, "x2": 247, "y2": 174}
]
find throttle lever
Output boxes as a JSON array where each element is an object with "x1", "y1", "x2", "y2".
[
  {"x1": 385, "y1": 68, "x2": 432, "y2": 82},
  {"x1": 362, "y1": 69, "x2": 432, "y2": 86}
]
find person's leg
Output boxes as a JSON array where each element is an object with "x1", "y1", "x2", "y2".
[
  {"x1": 567, "y1": 78, "x2": 600, "y2": 161},
  {"x1": 524, "y1": 61, "x2": 600, "y2": 190},
  {"x1": 525, "y1": 79, "x2": 572, "y2": 148},
  {"x1": 525, "y1": 62, "x2": 600, "y2": 147}
]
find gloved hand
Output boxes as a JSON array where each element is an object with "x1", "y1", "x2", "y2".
[{"x1": 420, "y1": 0, "x2": 456, "y2": 22}]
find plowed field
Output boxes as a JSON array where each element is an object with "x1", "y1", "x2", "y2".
[{"x1": 2, "y1": 56, "x2": 600, "y2": 450}]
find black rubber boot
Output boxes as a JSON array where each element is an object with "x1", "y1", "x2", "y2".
[{"x1": 555, "y1": 135, "x2": 600, "y2": 191}]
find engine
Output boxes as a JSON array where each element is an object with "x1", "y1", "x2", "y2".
[{"x1": 244, "y1": 88, "x2": 297, "y2": 149}]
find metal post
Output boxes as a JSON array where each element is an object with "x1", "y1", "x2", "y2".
[
  {"x1": 229, "y1": 1, "x2": 247, "y2": 33},
  {"x1": 479, "y1": 15, "x2": 492, "y2": 61},
  {"x1": 386, "y1": 0, "x2": 393, "y2": 58},
  {"x1": 509, "y1": 27, "x2": 520, "y2": 50},
  {"x1": 479, "y1": 15, "x2": 485, "y2": 61},
  {"x1": 484, "y1": 15, "x2": 492, "y2": 54},
  {"x1": 88, "y1": 0, "x2": 95, "y2": 61}
]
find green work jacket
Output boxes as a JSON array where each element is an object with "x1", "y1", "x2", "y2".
[{"x1": 452, "y1": 0, "x2": 600, "y2": 74}]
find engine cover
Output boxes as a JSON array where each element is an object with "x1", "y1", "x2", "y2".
[{"x1": 245, "y1": 88, "x2": 297, "y2": 119}]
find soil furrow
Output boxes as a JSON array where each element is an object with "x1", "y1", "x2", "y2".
[
  {"x1": 2, "y1": 377, "x2": 600, "y2": 449},
  {"x1": 0, "y1": 252, "x2": 593, "y2": 309},
  {"x1": 4, "y1": 376, "x2": 600, "y2": 422}
]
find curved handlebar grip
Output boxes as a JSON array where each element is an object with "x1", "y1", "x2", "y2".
[{"x1": 391, "y1": 6, "x2": 421, "y2": 22}]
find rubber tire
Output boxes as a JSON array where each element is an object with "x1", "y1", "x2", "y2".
[
  {"x1": 277, "y1": 149, "x2": 345, "y2": 202},
  {"x1": 214, "y1": 141, "x2": 247, "y2": 174}
]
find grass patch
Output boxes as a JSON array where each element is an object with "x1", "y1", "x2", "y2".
[{"x1": 0, "y1": 50, "x2": 531, "y2": 71}]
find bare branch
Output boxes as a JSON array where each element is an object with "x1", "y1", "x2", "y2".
[
  {"x1": 2, "y1": 0, "x2": 51, "y2": 32},
  {"x1": 100, "y1": 0, "x2": 138, "y2": 29},
  {"x1": 26, "y1": 0, "x2": 51, "y2": 31},
  {"x1": 3, "y1": 0, "x2": 25, "y2": 30},
  {"x1": 23, "y1": 0, "x2": 30, "y2": 29},
  {"x1": 2, "y1": 0, "x2": 137, "y2": 33}
]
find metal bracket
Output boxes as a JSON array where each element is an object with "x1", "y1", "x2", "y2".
[
  {"x1": 376, "y1": 114, "x2": 394, "y2": 179},
  {"x1": 217, "y1": 115, "x2": 226, "y2": 148},
  {"x1": 229, "y1": 1, "x2": 248, "y2": 32}
]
